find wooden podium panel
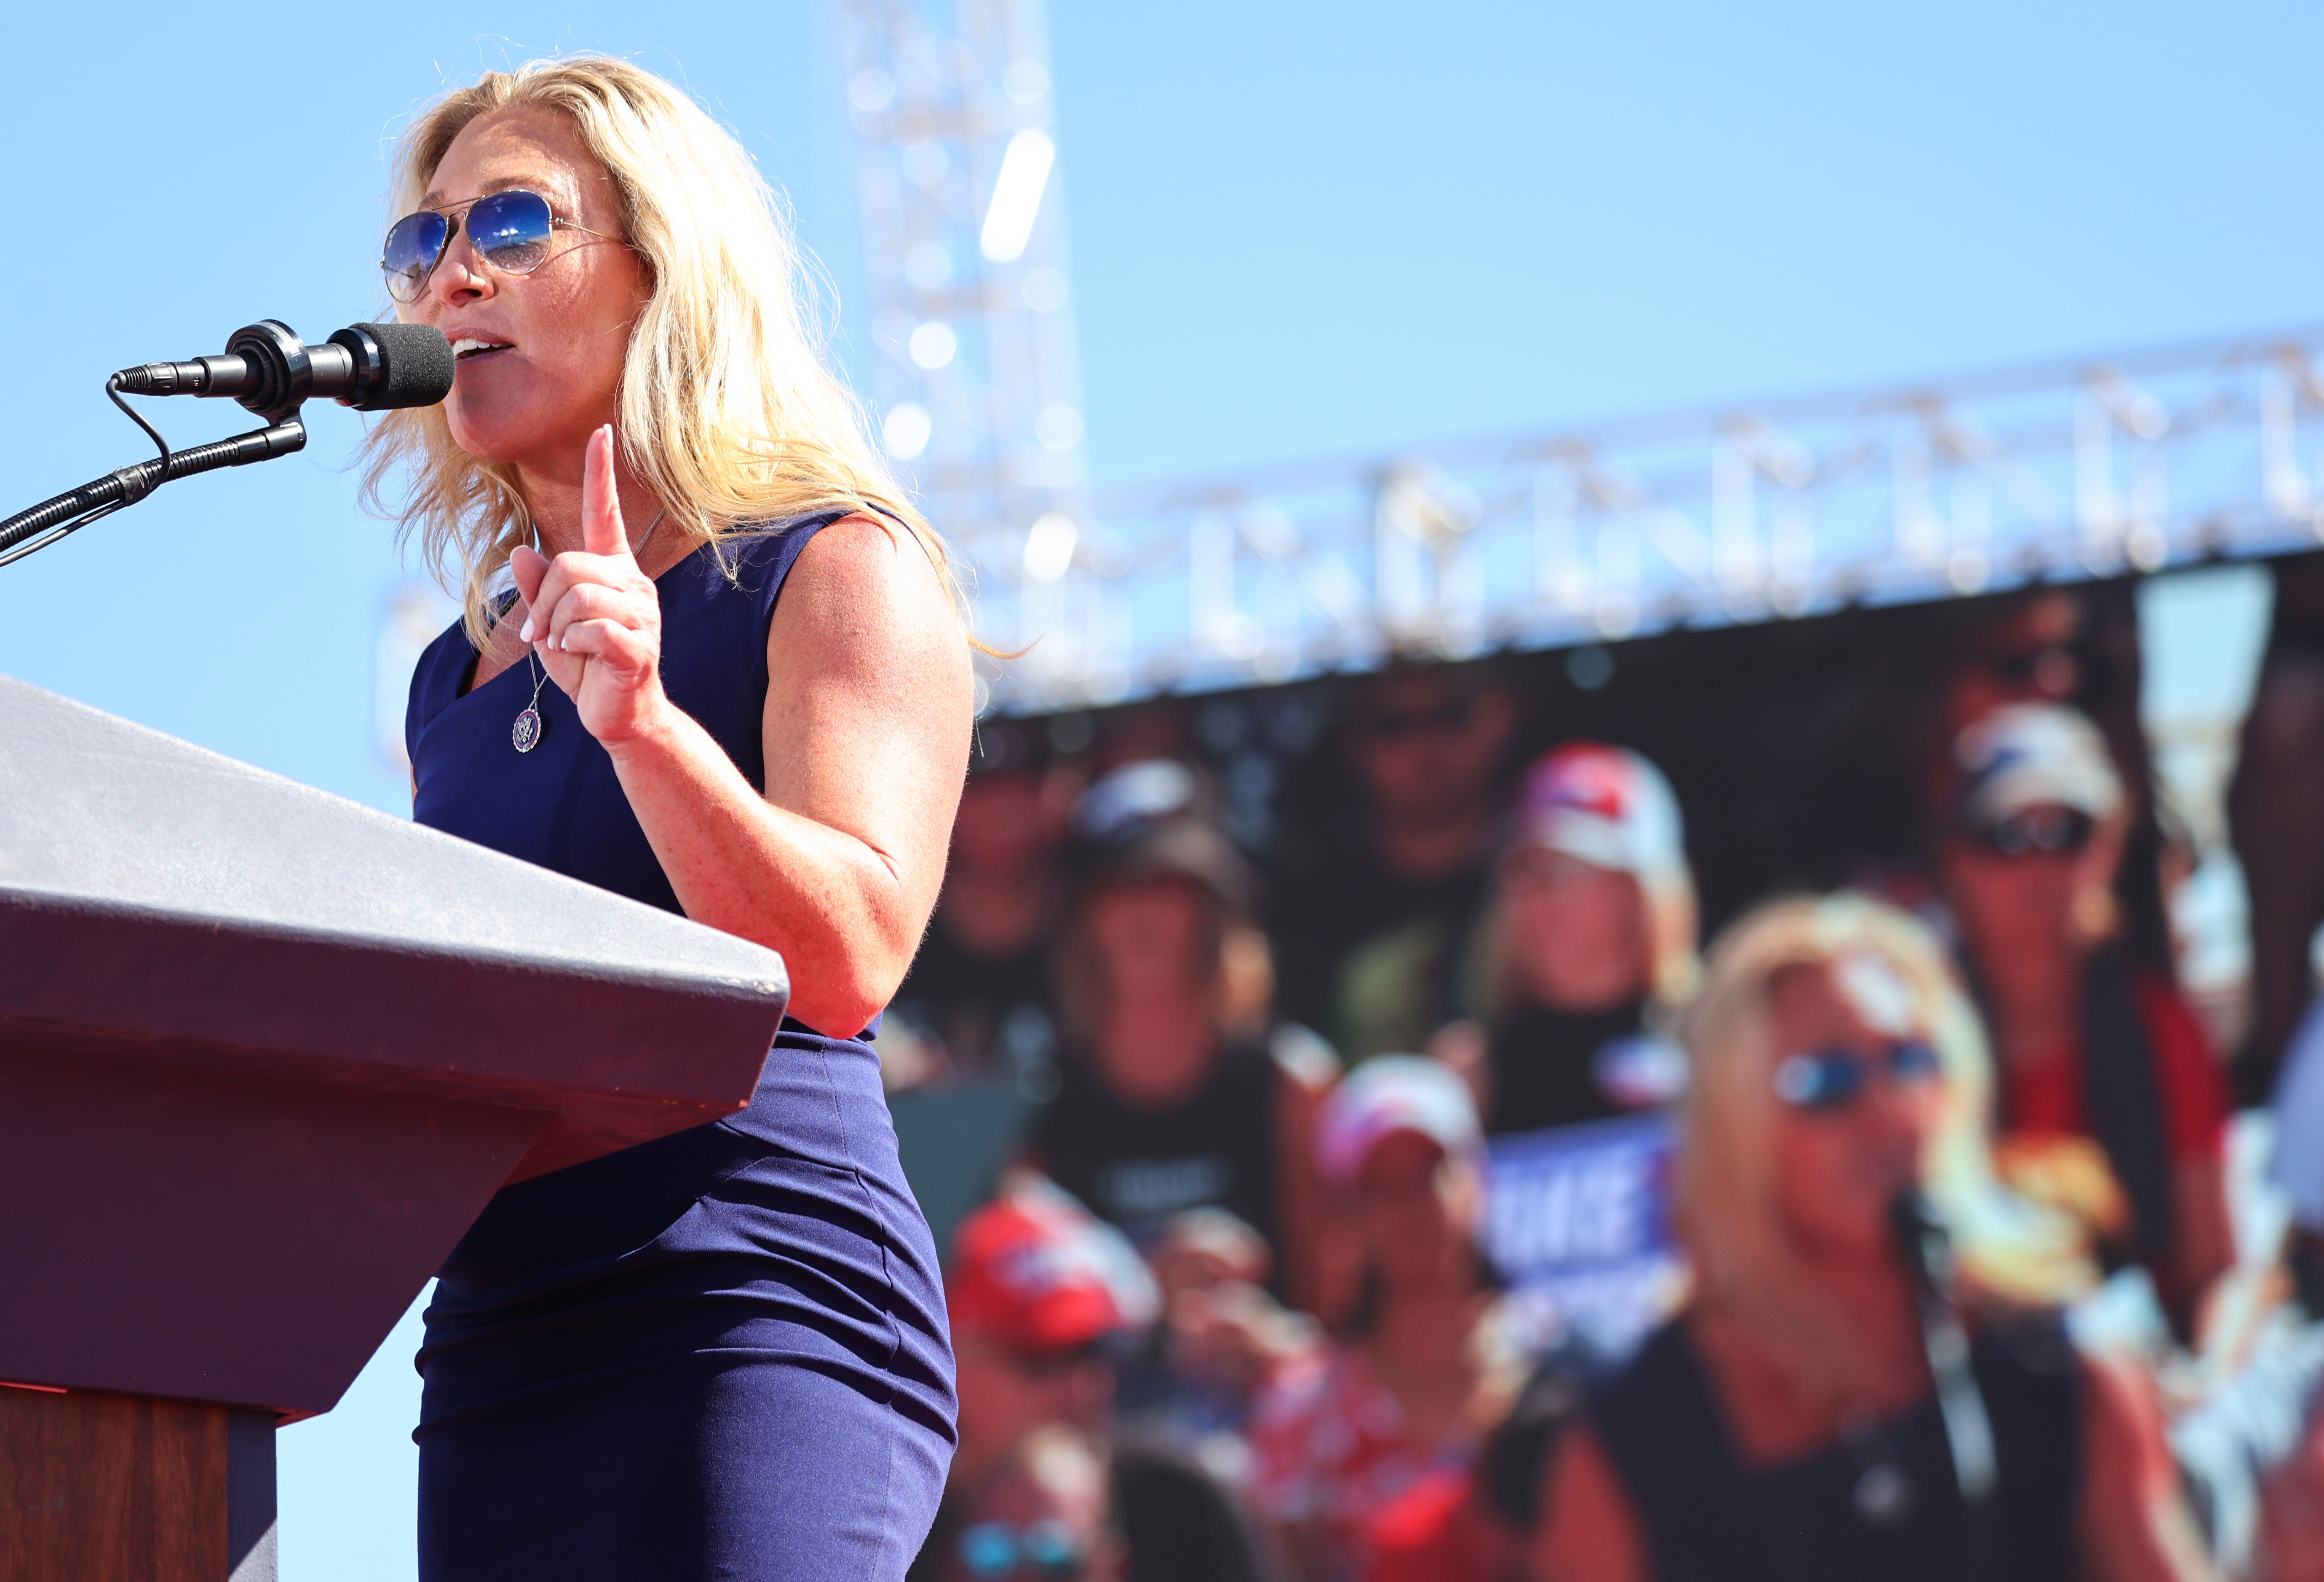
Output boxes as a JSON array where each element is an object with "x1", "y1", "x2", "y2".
[{"x1": 0, "y1": 1387, "x2": 273, "y2": 1582}]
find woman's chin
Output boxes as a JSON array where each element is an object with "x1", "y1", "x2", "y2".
[{"x1": 444, "y1": 403, "x2": 547, "y2": 469}]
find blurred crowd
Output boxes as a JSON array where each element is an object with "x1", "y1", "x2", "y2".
[{"x1": 891, "y1": 554, "x2": 2324, "y2": 1582}]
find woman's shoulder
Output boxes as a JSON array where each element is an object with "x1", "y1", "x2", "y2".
[
  {"x1": 688, "y1": 509, "x2": 860, "y2": 600},
  {"x1": 702, "y1": 506, "x2": 960, "y2": 664}
]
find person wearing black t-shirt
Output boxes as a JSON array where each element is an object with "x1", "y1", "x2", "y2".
[
  {"x1": 888, "y1": 722, "x2": 1077, "y2": 1089},
  {"x1": 1027, "y1": 759, "x2": 1337, "y2": 1316},
  {"x1": 1431, "y1": 744, "x2": 1698, "y2": 1137},
  {"x1": 1267, "y1": 665, "x2": 1519, "y2": 1058}
]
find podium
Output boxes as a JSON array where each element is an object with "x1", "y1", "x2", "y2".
[{"x1": 0, "y1": 676, "x2": 791, "y2": 1580}]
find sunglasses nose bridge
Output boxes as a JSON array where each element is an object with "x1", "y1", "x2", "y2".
[{"x1": 425, "y1": 218, "x2": 503, "y2": 305}]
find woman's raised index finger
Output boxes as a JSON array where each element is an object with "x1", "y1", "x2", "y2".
[{"x1": 581, "y1": 424, "x2": 629, "y2": 559}]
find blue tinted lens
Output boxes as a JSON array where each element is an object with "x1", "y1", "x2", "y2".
[
  {"x1": 381, "y1": 211, "x2": 449, "y2": 303},
  {"x1": 1774, "y1": 1051, "x2": 1864, "y2": 1109},
  {"x1": 1888, "y1": 1041, "x2": 1942, "y2": 1083},
  {"x1": 959, "y1": 1523, "x2": 1019, "y2": 1579},
  {"x1": 464, "y1": 190, "x2": 556, "y2": 274},
  {"x1": 1022, "y1": 1521, "x2": 1085, "y2": 1577}
]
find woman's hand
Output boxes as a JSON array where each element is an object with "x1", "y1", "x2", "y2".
[{"x1": 509, "y1": 424, "x2": 667, "y2": 746}]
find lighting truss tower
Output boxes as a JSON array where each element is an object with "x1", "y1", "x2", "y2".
[{"x1": 839, "y1": 0, "x2": 1085, "y2": 662}]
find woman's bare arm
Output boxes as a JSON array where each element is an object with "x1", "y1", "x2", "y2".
[
  {"x1": 600, "y1": 519, "x2": 968, "y2": 1033},
  {"x1": 520, "y1": 429, "x2": 972, "y2": 1034}
]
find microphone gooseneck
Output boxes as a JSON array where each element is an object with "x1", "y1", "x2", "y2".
[
  {"x1": 1889, "y1": 1190, "x2": 1999, "y2": 1577},
  {"x1": 1, "y1": 318, "x2": 454, "y2": 569}
]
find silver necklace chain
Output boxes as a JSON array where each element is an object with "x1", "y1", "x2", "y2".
[{"x1": 511, "y1": 505, "x2": 670, "y2": 754}]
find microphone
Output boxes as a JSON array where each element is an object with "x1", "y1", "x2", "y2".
[{"x1": 111, "y1": 320, "x2": 455, "y2": 419}]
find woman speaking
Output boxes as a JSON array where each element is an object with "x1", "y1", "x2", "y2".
[{"x1": 377, "y1": 59, "x2": 968, "y2": 1580}]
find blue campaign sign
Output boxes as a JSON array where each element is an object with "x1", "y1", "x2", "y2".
[{"x1": 1484, "y1": 1111, "x2": 1683, "y2": 1358}]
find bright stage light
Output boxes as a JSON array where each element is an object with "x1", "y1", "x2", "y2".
[
  {"x1": 980, "y1": 129, "x2": 1056, "y2": 264},
  {"x1": 1023, "y1": 511, "x2": 1078, "y2": 581},
  {"x1": 883, "y1": 402, "x2": 933, "y2": 460},
  {"x1": 908, "y1": 321, "x2": 958, "y2": 370}
]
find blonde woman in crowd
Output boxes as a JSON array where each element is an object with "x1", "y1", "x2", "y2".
[
  {"x1": 1530, "y1": 894, "x2": 2210, "y2": 1582},
  {"x1": 381, "y1": 58, "x2": 967, "y2": 1581},
  {"x1": 1430, "y1": 743, "x2": 1700, "y2": 1137}
]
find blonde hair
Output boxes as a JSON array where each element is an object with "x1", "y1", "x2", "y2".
[
  {"x1": 1677, "y1": 893, "x2": 2096, "y2": 1399},
  {"x1": 361, "y1": 56, "x2": 953, "y2": 648},
  {"x1": 1485, "y1": 856, "x2": 1700, "y2": 1018}
]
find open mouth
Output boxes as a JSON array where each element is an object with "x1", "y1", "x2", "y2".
[{"x1": 450, "y1": 337, "x2": 514, "y2": 363}]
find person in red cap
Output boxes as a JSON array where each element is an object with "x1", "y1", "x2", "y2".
[
  {"x1": 915, "y1": 1178, "x2": 1275, "y2": 1582},
  {"x1": 944, "y1": 1178, "x2": 1163, "y2": 1497},
  {"x1": 1249, "y1": 1058, "x2": 1525, "y2": 1582}
]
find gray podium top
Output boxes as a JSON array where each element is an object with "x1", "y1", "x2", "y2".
[{"x1": 0, "y1": 676, "x2": 791, "y2": 1411}]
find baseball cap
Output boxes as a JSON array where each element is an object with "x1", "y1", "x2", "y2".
[
  {"x1": 948, "y1": 1179, "x2": 1161, "y2": 1352},
  {"x1": 1512, "y1": 744, "x2": 1685, "y2": 877},
  {"x1": 1317, "y1": 1056, "x2": 1483, "y2": 1187},
  {"x1": 1071, "y1": 759, "x2": 1257, "y2": 910},
  {"x1": 1954, "y1": 704, "x2": 2123, "y2": 828}
]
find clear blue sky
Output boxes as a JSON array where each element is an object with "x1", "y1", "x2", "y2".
[{"x1": 2, "y1": 3, "x2": 2316, "y2": 1575}]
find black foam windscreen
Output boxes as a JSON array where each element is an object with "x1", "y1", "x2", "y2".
[
  {"x1": 331, "y1": 322, "x2": 454, "y2": 411},
  {"x1": 366, "y1": 322, "x2": 455, "y2": 409}
]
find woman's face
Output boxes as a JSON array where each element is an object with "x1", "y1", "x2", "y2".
[
  {"x1": 404, "y1": 107, "x2": 650, "y2": 476},
  {"x1": 1766, "y1": 959, "x2": 1944, "y2": 1266},
  {"x1": 1940, "y1": 804, "x2": 2121, "y2": 994},
  {"x1": 1499, "y1": 848, "x2": 1650, "y2": 1012},
  {"x1": 1353, "y1": 1130, "x2": 1478, "y2": 1292},
  {"x1": 1084, "y1": 877, "x2": 1211, "y2": 1002}
]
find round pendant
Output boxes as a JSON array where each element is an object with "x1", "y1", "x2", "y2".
[
  {"x1": 1853, "y1": 1462, "x2": 1915, "y2": 1529},
  {"x1": 513, "y1": 707, "x2": 544, "y2": 753}
]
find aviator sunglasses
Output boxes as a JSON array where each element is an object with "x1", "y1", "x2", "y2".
[
  {"x1": 956, "y1": 1519, "x2": 1087, "y2": 1581},
  {"x1": 1774, "y1": 1040, "x2": 1942, "y2": 1112},
  {"x1": 1969, "y1": 805, "x2": 2095, "y2": 859},
  {"x1": 381, "y1": 189, "x2": 620, "y2": 305}
]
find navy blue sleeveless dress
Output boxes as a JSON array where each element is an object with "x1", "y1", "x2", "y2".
[{"x1": 403, "y1": 517, "x2": 957, "y2": 1581}]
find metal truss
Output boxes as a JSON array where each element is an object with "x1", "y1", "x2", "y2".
[
  {"x1": 972, "y1": 328, "x2": 2324, "y2": 715},
  {"x1": 837, "y1": 0, "x2": 1086, "y2": 566}
]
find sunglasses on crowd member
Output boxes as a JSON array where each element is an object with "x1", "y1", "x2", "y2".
[
  {"x1": 957, "y1": 1519, "x2": 1087, "y2": 1581},
  {"x1": 1969, "y1": 806, "x2": 2095, "y2": 859},
  {"x1": 381, "y1": 189, "x2": 622, "y2": 305},
  {"x1": 1773, "y1": 1040, "x2": 1943, "y2": 1112}
]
